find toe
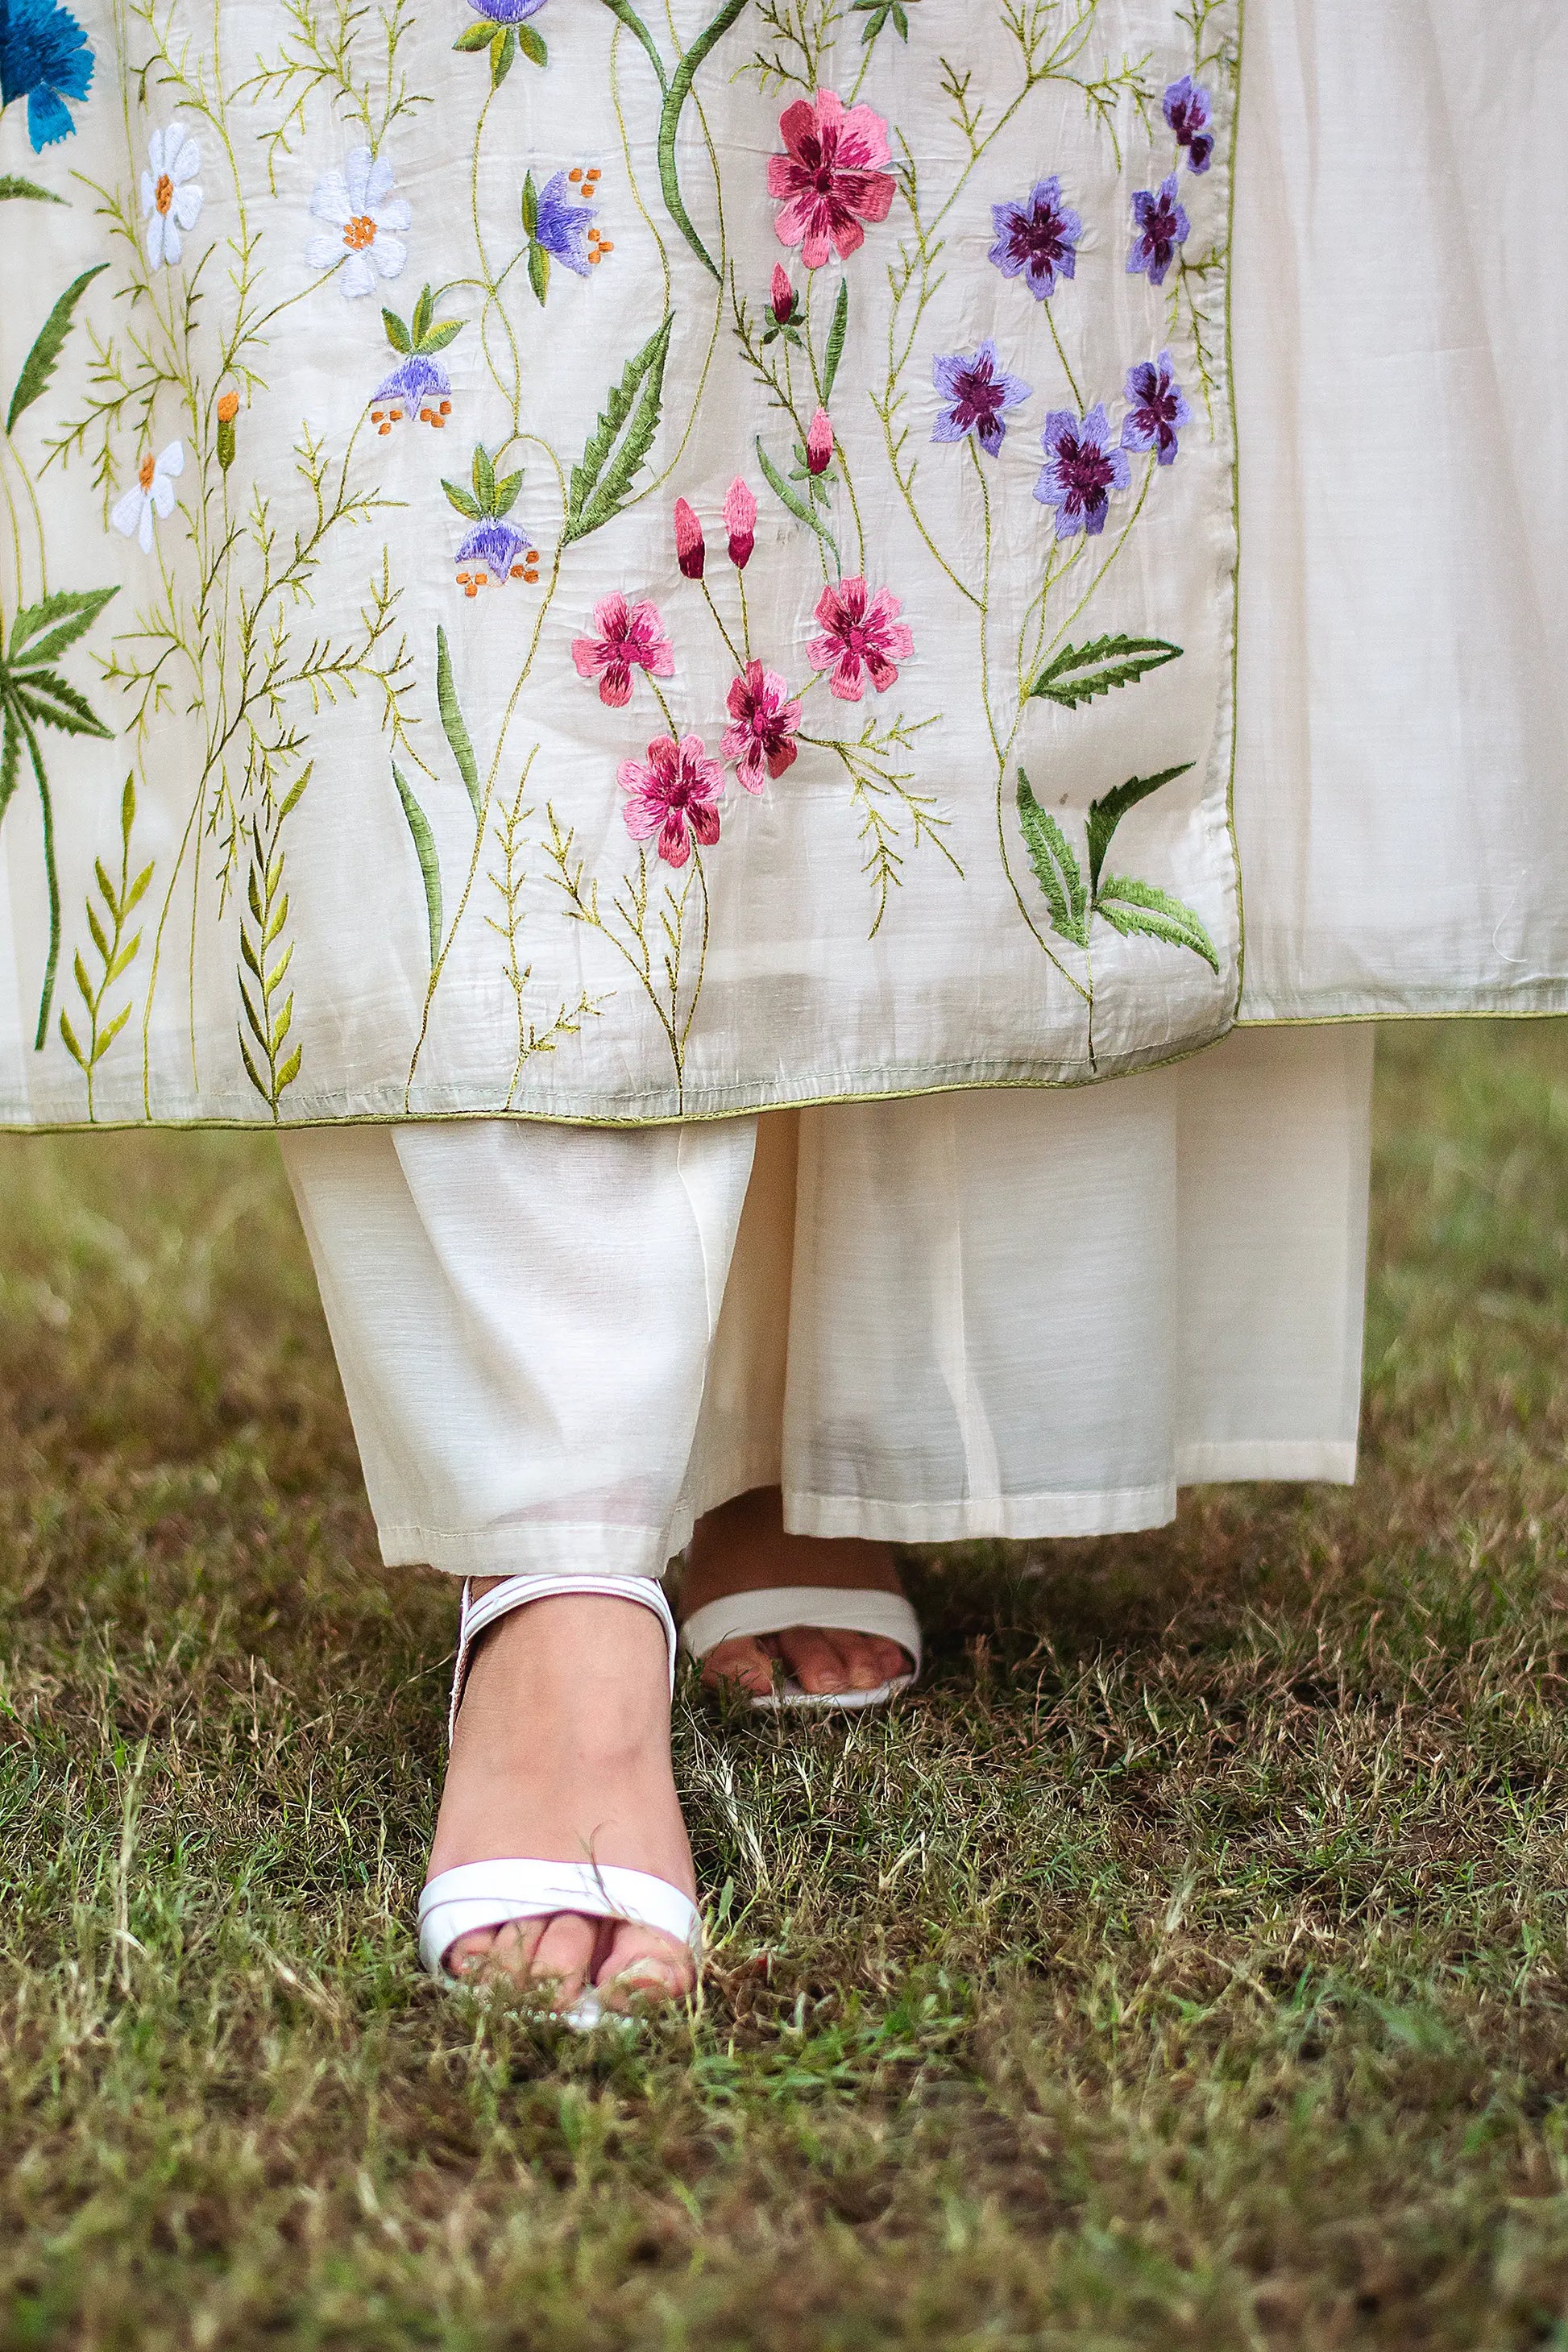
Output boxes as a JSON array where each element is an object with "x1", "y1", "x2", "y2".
[
  {"x1": 596, "y1": 1920, "x2": 696, "y2": 2010},
  {"x1": 446, "y1": 1925, "x2": 500, "y2": 1979},
  {"x1": 524, "y1": 1911, "x2": 598, "y2": 2006},
  {"x1": 700, "y1": 1633, "x2": 778, "y2": 1699},
  {"x1": 777, "y1": 1625, "x2": 852, "y2": 1695}
]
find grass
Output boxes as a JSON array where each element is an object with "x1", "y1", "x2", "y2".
[{"x1": 2, "y1": 1020, "x2": 1566, "y2": 2350}]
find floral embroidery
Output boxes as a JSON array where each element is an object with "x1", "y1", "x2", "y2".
[
  {"x1": 468, "y1": 0, "x2": 547, "y2": 19},
  {"x1": 572, "y1": 594, "x2": 675, "y2": 707},
  {"x1": 523, "y1": 167, "x2": 604, "y2": 298},
  {"x1": 804, "y1": 406, "x2": 834, "y2": 475},
  {"x1": 455, "y1": 516, "x2": 536, "y2": 592},
  {"x1": 989, "y1": 176, "x2": 1081, "y2": 301},
  {"x1": 931, "y1": 341, "x2": 1032, "y2": 457},
  {"x1": 808, "y1": 578, "x2": 914, "y2": 701},
  {"x1": 0, "y1": 0, "x2": 92, "y2": 151},
  {"x1": 673, "y1": 497, "x2": 704, "y2": 579},
  {"x1": 619, "y1": 733, "x2": 724, "y2": 865},
  {"x1": 1121, "y1": 353, "x2": 1191, "y2": 466},
  {"x1": 1127, "y1": 175, "x2": 1189, "y2": 287},
  {"x1": 1164, "y1": 75, "x2": 1214, "y2": 174},
  {"x1": 768, "y1": 89, "x2": 895, "y2": 269},
  {"x1": 723, "y1": 662, "x2": 801, "y2": 793},
  {"x1": 305, "y1": 147, "x2": 411, "y2": 297},
  {"x1": 110, "y1": 439, "x2": 184, "y2": 552},
  {"x1": 372, "y1": 353, "x2": 451, "y2": 432},
  {"x1": 215, "y1": 389, "x2": 239, "y2": 471},
  {"x1": 724, "y1": 477, "x2": 757, "y2": 570},
  {"x1": 763, "y1": 263, "x2": 802, "y2": 346},
  {"x1": 140, "y1": 121, "x2": 202, "y2": 268},
  {"x1": 1035, "y1": 407, "x2": 1130, "y2": 538}
]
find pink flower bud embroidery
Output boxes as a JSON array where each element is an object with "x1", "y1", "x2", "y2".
[
  {"x1": 674, "y1": 496, "x2": 705, "y2": 581},
  {"x1": 806, "y1": 407, "x2": 834, "y2": 476},
  {"x1": 723, "y1": 476, "x2": 757, "y2": 570},
  {"x1": 770, "y1": 263, "x2": 796, "y2": 326}
]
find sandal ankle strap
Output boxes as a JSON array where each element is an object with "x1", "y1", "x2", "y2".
[{"x1": 450, "y1": 1571, "x2": 677, "y2": 1742}]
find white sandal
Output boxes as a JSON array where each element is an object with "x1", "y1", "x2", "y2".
[
  {"x1": 680, "y1": 1584, "x2": 923, "y2": 1712},
  {"x1": 417, "y1": 1572, "x2": 703, "y2": 2028}
]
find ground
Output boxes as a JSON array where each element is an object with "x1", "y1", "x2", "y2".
[{"x1": 1, "y1": 1020, "x2": 1566, "y2": 2351}]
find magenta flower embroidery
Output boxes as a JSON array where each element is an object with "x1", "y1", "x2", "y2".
[
  {"x1": 722, "y1": 662, "x2": 801, "y2": 793},
  {"x1": 767, "y1": 89, "x2": 895, "y2": 269},
  {"x1": 1128, "y1": 176, "x2": 1190, "y2": 287},
  {"x1": 674, "y1": 496, "x2": 704, "y2": 579},
  {"x1": 1121, "y1": 352, "x2": 1192, "y2": 467},
  {"x1": 618, "y1": 733, "x2": 724, "y2": 866},
  {"x1": 1164, "y1": 74, "x2": 1214, "y2": 174},
  {"x1": 724, "y1": 476, "x2": 757, "y2": 570},
  {"x1": 931, "y1": 339, "x2": 1032, "y2": 457},
  {"x1": 805, "y1": 407, "x2": 834, "y2": 475},
  {"x1": 1034, "y1": 406, "x2": 1131, "y2": 539},
  {"x1": 571, "y1": 593, "x2": 675, "y2": 708},
  {"x1": 989, "y1": 175, "x2": 1081, "y2": 301},
  {"x1": 807, "y1": 577, "x2": 913, "y2": 701}
]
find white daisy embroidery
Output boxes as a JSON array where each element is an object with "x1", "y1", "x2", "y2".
[
  {"x1": 140, "y1": 120, "x2": 203, "y2": 269},
  {"x1": 304, "y1": 147, "x2": 412, "y2": 297},
  {"x1": 110, "y1": 440, "x2": 185, "y2": 553}
]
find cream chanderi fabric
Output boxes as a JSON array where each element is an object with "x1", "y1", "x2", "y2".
[
  {"x1": 0, "y1": 3, "x2": 1559, "y2": 1135},
  {"x1": 281, "y1": 1026, "x2": 1375, "y2": 1568}
]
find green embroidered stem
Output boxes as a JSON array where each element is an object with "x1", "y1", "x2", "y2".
[{"x1": 656, "y1": 0, "x2": 750, "y2": 281}]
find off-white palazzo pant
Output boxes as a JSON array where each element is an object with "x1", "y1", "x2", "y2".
[{"x1": 280, "y1": 1025, "x2": 1375, "y2": 1582}]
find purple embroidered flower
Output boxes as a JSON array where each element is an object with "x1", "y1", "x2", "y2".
[
  {"x1": 1034, "y1": 405, "x2": 1131, "y2": 540},
  {"x1": 532, "y1": 169, "x2": 594, "y2": 275},
  {"x1": 370, "y1": 352, "x2": 451, "y2": 433},
  {"x1": 1164, "y1": 73, "x2": 1213, "y2": 173},
  {"x1": 455, "y1": 516, "x2": 534, "y2": 591},
  {"x1": 467, "y1": 0, "x2": 546, "y2": 19},
  {"x1": 1120, "y1": 351, "x2": 1192, "y2": 467},
  {"x1": 931, "y1": 339, "x2": 1032, "y2": 457},
  {"x1": 1127, "y1": 176, "x2": 1189, "y2": 287},
  {"x1": 989, "y1": 175, "x2": 1081, "y2": 301}
]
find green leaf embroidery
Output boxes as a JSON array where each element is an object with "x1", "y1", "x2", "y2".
[
  {"x1": 393, "y1": 761, "x2": 443, "y2": 969},
  {"x1": 382, "y1": 305, "x2": 412, "y2": 355},
  {"x1": 516, "y1": 23, "x2": 546, "y2": 64},
  {"x1": 1029, "y1": 634, "x2": 1184, "y2": 710},
  {"x1": 0, "y1": 176, "x2": 65, "y2": 205},
  {"x1": 7, "y1": 263, "x2": 109, "y2": 436},
  {"x1": 1016, "y1": 769, "x2": 1088, "y2": 948},
  {"x1": 527, "y1": 239, "x2": 550, "y2": 306},
  {"x1": 562, "y1": 313, "x2": 673, "y2": 545},
  {"x1": 1093, "y1": 875, "x2": 1220, "y2": 973},
  {"x1": 16, "y1": 669, "x2": 115, "y2": 739},
  {"x1": 756, "y1": 437, "x2": 839, "y2": 563},
  {"x1": 521, "y1": 171, "x2": 539, "y2": 238},
  {"x1": 410, "y1": 284, "x2": 433, "y2": 344},
  {"x1": 492, "y1": 27, "x2": 518, "y2": 84},
  {"x1": 822, "y1": 277, "x2": 849, "y2": 404},
  {"x1": 420, "y1": 319, "x2": 462, "y2": 355},
  {"x1": 11, "y1": 585, "x2": 117, "y2": 668},
  {"x1": 441, "y1": 479, "x2": 482, "y2": 520},
  {"x1": 598, "y1": 0, "x2": 670, "y2": 94},
  {"x1": 655, "y1": 0, "x2": 749, "y2": 280},
  {"x1": 436, "y1": 625, "x2": 482, "y2": 823},
  {"x1": 452, "y1": 22, "x2": 495, "y2": 48},
  {"x1": 1085, "y1": 763, "x2": 1193, "y2": 894}
]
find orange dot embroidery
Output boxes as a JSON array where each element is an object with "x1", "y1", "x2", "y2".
[
  {"x1": 342, "y1": 214, "x2": 377, "y2": 251},
  {"x1": 154, "y1": 172, "x2": 174, "y2": 216},
  {"x1": 137, "y1": 452, "x2": 156, "y2": 492}
]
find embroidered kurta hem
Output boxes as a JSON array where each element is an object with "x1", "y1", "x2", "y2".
[{"x1": 0, "y1": 2, "x2": 1560, "y2": 1131}]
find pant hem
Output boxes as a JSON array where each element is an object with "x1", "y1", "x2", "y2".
[
  {"x1": 782, "y1": 1483, "x2": 1179, "y2": 1543},
  {"x1": 1174, "y1": 1439, "x2": 1359, "y2": 1485},
  {"x1": 377, "y1": 1524, "x2": 678, "y2": 1580}
]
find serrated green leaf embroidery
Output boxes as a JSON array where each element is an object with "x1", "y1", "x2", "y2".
[
  {"x1": 7, "y1": 263, "x2": 109, "y2": 437},
  {"x1": 1016, "y1": 769, "x2": 1088, "y2": 948},
  {"x1": 0, "y1": 176, "x2": 64, "y2": 204},
  {"x1": 1029, "y1": 635, "x2": 1184, "y2": 709},
  {"x1": 1093, "y1": 875, "x2": 1219, "y2": 973},
  {"x1": 1085, "y1": 764, "x2": 1192, "y2": 894},
  {"x1": 562, "y1": 314, "x2": 673, "y2": 545}
]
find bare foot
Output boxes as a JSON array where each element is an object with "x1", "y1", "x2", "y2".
[
  {"x1": 682, "y1": 1486, "x2": 915, "y2": 1702},
  {"x1": 425, "y1": 1585, "x2": 697, "y2": 2012}
]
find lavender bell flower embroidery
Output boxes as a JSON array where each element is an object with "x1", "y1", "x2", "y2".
[
  {"x1": 1127, "y1": 176, "x2": 1190, "y2": 288},
  {"x1": 532, "y1": 169, "x2": 595, "y2": 275},
  {"x1": 988, "y1": 174, "x2": 1081, "y2": 301},
  {"x1": 454, "y1": 516, "x2": 533, "y2": 591},
  {"x1": 931, "y1": 340, "x2": 1032, "y2": 457},
  {"x1": 370, "y1": 353, "x2": 451, "y2": 433},
  {"x1": 1034, "y1": 405, "x2": 1131, "y2": 539},
  {"x1": 1120, "y1": 352, "x2": 1192, "y2": 467},
  {"x1": 1164, "y1": 73, "x2": 1214, "y2": 173}
]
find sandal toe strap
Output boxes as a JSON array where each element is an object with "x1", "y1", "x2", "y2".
[
  {"x1": 680, "y1": 1586, "x2": 922, "y2": 1673},
  {"x1": 418, "y1": 1858, "x2": 702, "y2": 1978}
]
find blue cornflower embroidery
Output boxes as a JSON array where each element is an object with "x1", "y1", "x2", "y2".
[{"x1": 0, "y1": 0, "x2": 93, "y2": 151}]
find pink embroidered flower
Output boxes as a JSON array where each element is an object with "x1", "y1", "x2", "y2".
[
  {"x1": 674, "y1": 496, "x2": 705, "y2": 580},
  {"x1": 618, "y1": 732, "x2": 724, "y2": 866},
  {"x1": 805, "y1": 406, "x2": 834, "y2": 475},
  {"x1": 571, "y1": 593, "x2": 675, "y2": 707},
  {"x1": 770, "y1": 262, "x2": 796, "y2": 324},
  {"x1": 722, "y1": 662, "x2": 801, "y2": 792},
  {"x1": 767, "y1": 89, "x2": 895, "y2": 269},
  {"x1": 807, "y1": 577, "x2": 913, "y2": 701},
  {"x1": 724, "y1": 476, "x2": 757, "y2": 569}
]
